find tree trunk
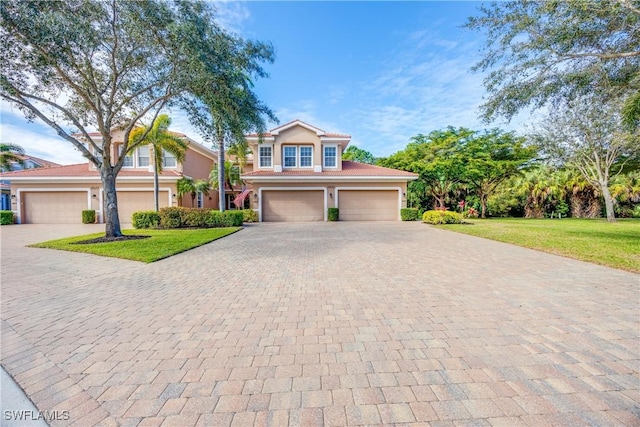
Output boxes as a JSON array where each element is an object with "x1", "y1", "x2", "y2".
[
  {"x1": 600, "y1": 182, "x2": 616, "y2": 222},
  {"x1": 102, "y1": 168, "x2": 123, "y2": 238},
  {"x1": 480, "y1": 193, "x2": 488, "y2": 218},
  {"x1": 218, "y1": 140, "x2": 225, "y2": 212}
]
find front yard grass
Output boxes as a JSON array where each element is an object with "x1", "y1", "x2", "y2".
[
  {"x1": 438, "y1": 218, "x2": 640, "y2": 273},
  {"x1": 30, "y1": 227, "x2": 241, "y2": 263}
]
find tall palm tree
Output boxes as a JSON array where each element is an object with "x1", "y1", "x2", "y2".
[
  {"x1": 177, "y1": 177, "x2": 211, "y2": 208},
  {"x1": 209, "y1": 160, "x2": 242, "y2": 208},
  {"x1": 0, "y1": 143, "x2": 26, "y2": 171},
  {"x1": 129, "y1": 114, "x2": 188, "y2": 211}
]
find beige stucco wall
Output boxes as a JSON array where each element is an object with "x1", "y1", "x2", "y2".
[{"x1": 182, "y1": 148, "x2": 215, "y2": 181}]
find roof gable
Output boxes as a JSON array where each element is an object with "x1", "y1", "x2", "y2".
[{"x1": 270, "y1": 119, "x2": 326, "y2": 136}]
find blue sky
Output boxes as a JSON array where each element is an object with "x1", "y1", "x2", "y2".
[{"x1": 0, "y1": 1, "x2": 531, "y2": 165}]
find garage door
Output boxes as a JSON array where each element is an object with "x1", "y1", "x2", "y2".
[
  {"x1": 262, "y1": 190, "x2": 324, "y2": 222},
  {"x1": 23, "y1": 192, "x2": 87, "y2": 224},
  {"x1": 338, "y1": 190, "x2": 399, "y2": 221},
  {"x1": 116, "y1": 191, "x2": 169, "y2": 223}
]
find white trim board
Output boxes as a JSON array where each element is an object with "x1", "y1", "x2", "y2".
[
  {"x1": 15, "y1": 188, "x2": 92, "y2": 224},
  {"x1": 335, "y1": 187, "x2": 402, "y2": 221}
]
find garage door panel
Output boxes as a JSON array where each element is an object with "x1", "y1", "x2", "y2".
[
  {"x1": 23, "y1": 192, "x2": 87, "y2": 224},
  {"x1": 339, "y1": 190, "x2": 398, "y2": 221},
  {"x1": 117, "y1": 191, "x2": 169, "y2": 223},
  {"x1": 263, "y1": 190, "x2": 324, "y2": 222}
]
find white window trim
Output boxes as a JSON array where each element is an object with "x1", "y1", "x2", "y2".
[
  {"x1": 118, "y1": 145, "x2": 134, "y2": 168},
  {"x1": 162, "y1": 150, "x2": 178, "y2": 169},
  {"x1": 283, "y1": 146, "x2": 298, "y2": 169},
  {"x1": 258, "y1": 144, "x2": 273, "y2": 169},
  {"x1": 334, "y1": 187, "x2": 403, "y2": 221},
  {"x1": 323, "y1": 144, "x2": 338, "y2": 169},
  {"x1": 257, "y1": 187, "x2": 328, "y2": 222},
  {"x1": 137, "y1": 145, "x2": 150, "y2": 169},
  {"x1": 298, "y1": 145, "x2": 314, "y2": 169},
  {"x1": 196, "y1": 191, "x2": 204, "y2": 208}
]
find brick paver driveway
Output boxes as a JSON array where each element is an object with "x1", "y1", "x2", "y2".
[{"x1": 1, "y1": 222, "x2": 639, "y2": 426}]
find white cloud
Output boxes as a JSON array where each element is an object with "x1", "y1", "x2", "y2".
[{"x1": 212, "y1": 1, "x2": 251, "y2": 34}]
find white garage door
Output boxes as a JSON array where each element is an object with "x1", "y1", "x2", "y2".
[
  {"x1": 23, "y1": 192, "x2": 87, "y2": 224},
  {"x1": 116, "y1": 191, "x2": 169, "y2": 223},
  {"x1": 338, "y1": 190, "x2": 399, "y2": 221},
  {"x1": 262, "y1": 190, "x2": 324, "y2": 222}
]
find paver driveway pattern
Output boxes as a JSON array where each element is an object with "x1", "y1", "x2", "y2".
[{"x1": 1, "y1": 222, "x2": 639, "y2": 427}]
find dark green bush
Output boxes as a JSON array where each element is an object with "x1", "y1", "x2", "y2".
[
  {"x1": 206, "y1": 210, "x2": 234, "y2": 227},
  {"x1": 328, "y1": 208, "x2": 339, "y2": 221},
  {"x1": 422, "y1": 210, "x2": 463, "y2": 224},
  {"x1": 226, "y1": 210, "x2": 244, "y2": 226},
  {"x1": 242, "y1": 209, "x2": 258, "y2": 223},
  {"x1": 400, "y1": 208, "x2": 420, "y2": 221},
  {"x1": 82, "y1": 210, "x2": 96, "y2": 224},
  {"x1": 0, "y1": 210, "x2": 14, "y2": 225},
  {"x1": 159, "y1": 207, "x2": 185, "y2": 228},
  {"x1": 132, "y1": 210, "x2": 160, "y2": 229}
]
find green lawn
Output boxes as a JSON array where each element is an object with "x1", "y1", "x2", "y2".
[
  {"x1": 437, "y1": 218, "x2": 640, "y2": 273},
  {"x1": 30, "y1": 228, "x2": 241, "y2": 263}
]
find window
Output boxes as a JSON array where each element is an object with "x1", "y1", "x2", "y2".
[
  {"x1": 138, "y1": 145, "x2": 149, "y2": 167},
  {"x1": 162, "y1": 150, "x2": 176, "y2": 168},
  {"x1": 284, "y1": 146, "x2": 297, "y2": 168},
  {"x1": 324, "y1": 146, "x2": 337, "y2": 168},
  {"x1": 118, "y1": 145, "x2": 133, "y2": 167},
  {"x1": 299, "y1": 146, "x2": 313, "y2": 167},
  {"x1": 259, "y1": 145, "x2": 272, "y2": 168},
  {"x1": 196, "y1": 191, "x2": 204, "y2": 208}
]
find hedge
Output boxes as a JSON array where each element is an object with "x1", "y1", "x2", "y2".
[
  {"x1": 132, "y1": 211, "x2": 161, "y2": 229},
  {"x1": 422, "y1": 210, "x2": 464, "y2": 224},
  {"x1": 154, "y1": 207, "x2": 243, "y2": 229},
  {"x1": 400, "y1": 208, "x2": 420, "y2": 221},
  {"x1": 82, "y1": 210, "x2": 96, "y2": 224},
  {"x1": 0, "y1": 210, "x2": 14, "y2": 225},
  {"x1": 328, "y1": 208, "x2": 339, "y2": 221}
]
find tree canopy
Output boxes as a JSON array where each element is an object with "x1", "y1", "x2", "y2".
[
  {"x1": 0, "y1": 0, "x2": 274, "y2": 235},
  {"x1": 342, "y1": 145, "x2": 376, "y2": 164},
  {"x1": 466, "y1": 0, "x2": 640, "y2": 121}
]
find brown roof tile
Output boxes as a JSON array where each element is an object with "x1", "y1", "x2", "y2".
[{"x1": 1, "y1": 163, "x2": 182, "y2": 178}]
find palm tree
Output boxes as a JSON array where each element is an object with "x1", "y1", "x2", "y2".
[
  {"x1": 0, "y1": 143, "x2": 26, "y2": 171},
  {"x1": 209, "y1": 160, "x2": 242, "y2": 208},
  {"x1": 129, "y1": 114, "x2": 188, "y2": 211},
  {"x1": 177, "y1": 177, "x2": 211, "y2": 208}
]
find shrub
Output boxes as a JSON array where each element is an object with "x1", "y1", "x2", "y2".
[
  {"x1": 82, "y1": 210, "x2": 96, "y2": 224},
  {"x1": 182, "y1": 208, "x2": 210, "y2": 228},
  {"x1": 225, "y1": 210, "x2": 244, "y2": 226},
  {"x1": 400, "y1": 208, "x2": 420, "y2": 221},
  {"x1": 132, "y1": 211, "x2": 160, "y2": 229},
  {"x1": 328, "y1": 208, "x2": 339, "y2": 221},
  {"x1": 422, "y1": 210, "x2": 464, "y2": 224},
  {"x1": 0, "y1": 210, "x2": 14, "y2": 225},
  {"x1": 159, "y1": 207, "x2": 185, "y2": 228},
  {"x1": 242, "y1": 209, "x2": 258, "y2": 223},
  {"x1": 206, "y1": 210, "x2": 234, "y2": 227}
]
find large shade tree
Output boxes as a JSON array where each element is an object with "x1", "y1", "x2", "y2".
[
  {"x1": 129, "y1": 114, "x2": 187, "y2": 212},
  {"x1": 466, "y1": 0, "x2": 640, "y2": 122},
  {"x1": 0, "y1": 143, "x2": 25, "y2": 171},
  {"x1": 0, "y1": 0, "x2": 266, "y2": 237}
]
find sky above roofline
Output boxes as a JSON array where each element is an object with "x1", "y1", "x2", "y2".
[{"x1": 0, "y1": 1, "x2": 537, "y2": 166}]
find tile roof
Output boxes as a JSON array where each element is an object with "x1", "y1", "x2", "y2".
[
  {"x1": 16, "y1": 154, "x2": 61, "y2": 168},
  {"x1": 242, "y1": 161, "x2": 418, "y2": 177},
  {"x1": 1, "y1": 163, "x2": 182, "y2": 178}
]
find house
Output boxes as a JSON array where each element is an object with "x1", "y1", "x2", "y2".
[
  {"x1": 3, "y1": 128, "x2": 218, "y2": 224},
  {"x1": 241, "y1": 120, "x2": 418, "y2": 221},
  {"x1": 1, "y1": 154, "x2": 61, "y2": 211}
]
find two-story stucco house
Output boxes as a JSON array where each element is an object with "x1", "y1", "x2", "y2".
[
  {"x1": 3, "y1": 128, "x2": 218, "y2": 224},
  {"x1": 241, "y1": 120, "x2": 418, "y2": 221}
]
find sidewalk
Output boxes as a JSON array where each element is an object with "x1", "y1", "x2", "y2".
[{"x1": 1, "y1": 366, "x2": 48, "y2": 427}]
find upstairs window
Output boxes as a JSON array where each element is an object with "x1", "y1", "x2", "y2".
[
  {"x1": 118, "y1": 145, "x2": 134, "y2": 167},
  {"x1": 259, "y1": 145, "x2": 272, "y2": 168},
  {"x1": 284, "y1": 146, "x2": 297, "y2": 168},
  {"x1": 324, "y1": 146, "x2": 337, "y2": 168},
  {"x1": 162, "y1": 150, "x2": 176, "y2": 168},
  {"x1": 299, "y1": 146, "x2": 313, "y2": 168},
  {"x1": 138, "y1": 145, "x2": 149, "y2": 167}
]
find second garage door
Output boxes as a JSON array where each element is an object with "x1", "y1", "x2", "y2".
[
  {"x1": 338, "y1": 190, "x2": 399, "y2": 221},
  {"x1": 116, "y1": 191, "x2": 169, "y2": 223},
  {"x1": 23, "y1": 191, "x2": 88, "y2": 223},
  {"x1": 262, "y1": 190, "x2": 324, "y2": 222}
]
